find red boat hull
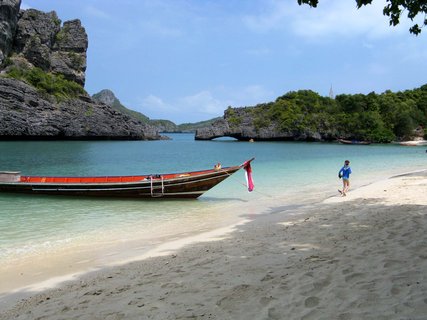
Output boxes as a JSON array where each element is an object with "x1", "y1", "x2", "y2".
[{"x1": 0, "y1": 163, "x2": 247, "y2": 199}]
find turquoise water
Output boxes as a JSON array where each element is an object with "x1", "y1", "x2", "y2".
[{"x1": 0, "y1": 133, "x2": 426, "y2": 267}]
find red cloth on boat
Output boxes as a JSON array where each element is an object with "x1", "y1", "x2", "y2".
[{"x1": 243, "y1": 161, "x2": 254, "y2": 192}]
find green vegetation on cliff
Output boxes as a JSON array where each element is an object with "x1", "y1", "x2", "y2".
[
  {"x1": 233, "y1": 85, "x2": 427, "y2": 142},
  {"x1": 5, "y1": 66, "x2": 84, "y2": 101}
]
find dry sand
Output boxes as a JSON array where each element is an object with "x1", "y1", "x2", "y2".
[{"x1": 1, "y1": 170, "x2": 427, "y2": 319}]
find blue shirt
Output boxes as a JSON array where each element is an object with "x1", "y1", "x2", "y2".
[{"x1": 339, "y1": 166, "x2": 352, "y2": 179}]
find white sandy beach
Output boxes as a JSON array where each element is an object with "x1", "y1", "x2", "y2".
[{"x1": 1, "y1": 170, "x2": 427, "y2": 319}]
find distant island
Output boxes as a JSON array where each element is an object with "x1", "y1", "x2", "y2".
[
  {"x1": 195, "y1": 87, "x2": 427, "y2": 143},
  {"x1": 91, "y1": 89, "x2": 220, "y2": 133},
  {"x1": 1, "y1": 1, "x2": 425, "y2": 143}
]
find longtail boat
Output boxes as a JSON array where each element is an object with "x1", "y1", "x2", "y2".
[
  {"x1": 338, "y1": 139, "x2": 371, "y2": 145},
  {"x1": 0, "y1": 158, "x2": 254, "y2": 199}
]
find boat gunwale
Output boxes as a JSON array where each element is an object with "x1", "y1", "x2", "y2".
[
  {"x1": 30, "y1": 173, "x2": 236, "y2": 192},
  {"x1": 4, "y1": 165, "x2": 241, "y2": 186}
]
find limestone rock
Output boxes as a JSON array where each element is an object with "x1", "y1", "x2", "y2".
[
  {"x1": 195, "y1": 106, "x2": 334, "y2": 141},
  {"x1": 11, "y1": 9, "x2": 87, "y2": 85},
  {"x1": 93, "y1": 89, "x2": 117, "y2": 106},
  {"x1": 14, "y1": 9, "x2": 60, "y2": 52},
  {"x1": 0, "y1": 0, "x2": 21, "y2": 64},
  {"x1": 195, "y1": 118, "x2": 231, "y2": 140},
  {"x1": 0, "y1": 77, "x2": 162, "y2": 140},
  {"x1": 0, "y1": 4, "x2": 164, "y2": 140},
  {"x1": 53, "y1": 19, "x2": 87, "y2": 53},
  {"x1": 92, "y1": 89, "x2": 150, "y2": 124}
]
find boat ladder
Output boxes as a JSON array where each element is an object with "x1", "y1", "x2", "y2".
[{"x1": 150, "y1": 175, "x2": 164, "y2": 197}]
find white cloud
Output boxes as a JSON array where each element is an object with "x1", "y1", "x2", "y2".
[
  {"x1": 178, "y1": 85, "x2": 274, "y2": 116},
  {"x1": 180, "y1": 91, "x2": 227, "y2": 116},
  {"x1": 242, "y1": 0, "x2": 407, "y2": 40},
  {"x1": 136, "y1": 85, "x2": 274, "y2": 123},
  {"x1": 293, "y1": 1, "x2": 395, "y2": 39},
  {"x1": 242, "y1": 0, "x2": 293, "y2": 33},
  {"x1": 140, "y1": 94, "x2": 177, "y2": 113},
  {"x1": 227, "y1": 85, "x2": 274, "y2": 106},
  {"x1": 138, "y1": 94, "x2": 210, "y2": 122}
]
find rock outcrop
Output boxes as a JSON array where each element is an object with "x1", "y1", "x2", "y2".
[
  {"x1": 0, "y1": 3, "x2": 163, "y2": 140},
  {"x1": 12, "y1": 9, "x2": 87, "y2": 85},
  {"x1": 0, "y1": 77, "x2": 161, "y2": 140},
  {"x1": 92, "y1": 89, "x2": 149, "y2": 123},
  {"x1": 195, "y1": 107, "x2": 334, "y2": 141},
  {"x1": 92, "y1": 89, "x2": 119, "y2": 108},
  {"x1": 93, "y1": 89, "x2": 178, "y2": 133},
  {"x1": 0, "y1": 0, "x2": 21, "y2": 64}
]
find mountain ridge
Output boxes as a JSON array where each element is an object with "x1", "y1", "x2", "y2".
[{"x1": 92, "y1": 89, "x2": 220, "y2": 133}]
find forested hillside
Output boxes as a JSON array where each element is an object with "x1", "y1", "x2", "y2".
[{"x1": 225, "y1": 85, "x2": 427, "y2": 142}]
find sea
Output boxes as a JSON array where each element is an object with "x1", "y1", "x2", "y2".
[{"x1": 0, "y1": 133, "x2": 426, "y2": 293}]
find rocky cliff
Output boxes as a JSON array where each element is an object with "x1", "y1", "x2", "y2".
[
  {"x1": 0, "y1": 0, "x2": 20, "y2": 64},
  {"x1": 0, "y1": 77, "x2": 160, "y2": 139},
  {"x1": 0, "y1": 0, "x2": 162, "y2": 140},
  {"x1": 195, "y1": 107, "x2": 333, "y2": 141},
  {"x1": 92, "y1": 89, "x2": 150, "y2": 123},
  {"x1": 9, "y1": 7, "x2": 87, "y2": 85}
]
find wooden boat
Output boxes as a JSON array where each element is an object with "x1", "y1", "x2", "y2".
[
  {"x1": 338, "y1": 139, "x2": 371, "y2": 145},
  {"x1": 0, "y1": 159, "x2": 254, "y2": 199}
]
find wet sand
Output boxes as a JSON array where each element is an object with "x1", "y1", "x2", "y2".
[{"x1": 1, "y1": 170, "x2": 426, "y2": 319}]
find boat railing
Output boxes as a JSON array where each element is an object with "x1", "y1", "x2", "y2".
[{"x1": 150, "y1": 175, "x2": 164, "y2": 197}]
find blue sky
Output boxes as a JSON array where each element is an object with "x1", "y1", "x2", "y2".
[{"x1": 22, "y1": 0, "x2": 427, "y2": 124}]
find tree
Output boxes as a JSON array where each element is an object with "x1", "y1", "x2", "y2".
[{"x1": 297, "y1": 0, "x2": 427, "y2": 35}]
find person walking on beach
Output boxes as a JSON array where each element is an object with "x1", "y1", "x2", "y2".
[{"x1": 338, "y1": 160, "x2": 352, "y2": 196}]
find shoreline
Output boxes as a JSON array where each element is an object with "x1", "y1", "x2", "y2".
[
  {"x1": 1, "y1": 168, "x2": 427, "y2": 319},
  {"x1": 0, "y1": 210, "x2": 252, "y2": 298},
  {"x1": 0, "y1": 180, "x2": 332, "y2": 299}
]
